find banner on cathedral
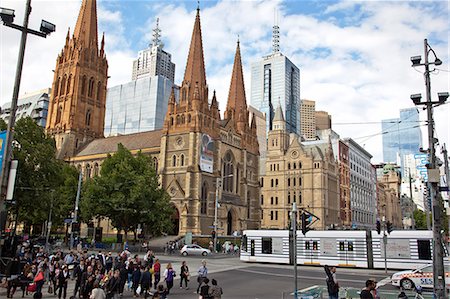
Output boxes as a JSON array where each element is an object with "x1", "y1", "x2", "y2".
[{"x1": 200, "y1": 133, "x2": 214, "y2": 173}]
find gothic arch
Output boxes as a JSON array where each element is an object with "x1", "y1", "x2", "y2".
[
  {"x1": 97, "y1": 81, "x2": 102, "y2": 100},
  {"x1": 169, "y1": 204, "x2": 180, "y2": 236},
  {"x1": 81, "y1": 75, "x2": 87, "y2": 95},
  {"x1": 66, "y1": 74, "x2": 72, "y2": 94},
  {"x1": 222, "y1": 151, "x2": 235, "y2": 193},
  {"x1": 226, "y1": 208, "x2": 239, "y2": 236}
]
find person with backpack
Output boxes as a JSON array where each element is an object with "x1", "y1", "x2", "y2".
[
  {"x1": 163, "y1": 263, "x2": 176, "y2": 294},
  {"x1": 325, "y1": 265, "x2": 339, "y2": 299}
]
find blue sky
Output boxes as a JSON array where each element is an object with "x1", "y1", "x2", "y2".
[{"x1": 1, "y1": 0, "x2": 449, "y2": 163}]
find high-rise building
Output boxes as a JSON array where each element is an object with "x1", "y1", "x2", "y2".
[
  {"x1": 300, "y1": 99, "x2": 316, "y2": 140},
  {"x1": 131, "y1": 19, "x2": 175, "y2": 82},
  {"x1": 46, "y1": 0, "x2": 108, "y2": 159},
  {"x1": 106, "y1": 19, "x2": 176, "y2": 136},
  {"x1": 382, "y1": 107, "x2": 423, "y2": 174},
  {"x1": 1, "y1": 88, "x2": 50, "y2": 127},
  {"x1": 250, "y1": 22, "x2": 300, "y2": 136},
  {"x1": 315, "y1": 110, "x2": 332, "y2": 130}
]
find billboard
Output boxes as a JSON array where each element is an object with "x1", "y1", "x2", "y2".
[
  {"x1": 415, "y1": 153, "x2": 428, "y2": 182},
  {"x1": 200, "y1": 133, "x2": 214, "y2": 173},
  {"x1": 0, "y1": 131, "x2": 6, "y2": 176}
]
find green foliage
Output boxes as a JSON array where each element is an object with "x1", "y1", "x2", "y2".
[
  {"x1": 12, "y1": 117, "x2": 78, "y2": 228},
  {"x1": 0, "y1": 118, "x2": 7, "y2": 131},
  {"x1": 80, "y1": 144, "x2": 174, "y2": 238},
  {"x1": 413, "y1": 209, "x2": 429, "y2": 229}
]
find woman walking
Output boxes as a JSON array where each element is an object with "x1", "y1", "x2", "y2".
[
  {"x1": 163, "y1": 263, "x2": 175, "y2": 294},
  {"x1": 179, "y1": 261, "x2": 189, "y2": 290}
]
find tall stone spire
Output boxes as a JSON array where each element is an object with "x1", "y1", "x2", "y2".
[
  {"x1": 182, "y1": 7, "x2": 207, "y2": 102},
  {"x1": 225, "y1": 40, "x2": 247, "y2": 120},
  {"x1": 73, "y1": 0, "x2": 98, "y2": 49}
]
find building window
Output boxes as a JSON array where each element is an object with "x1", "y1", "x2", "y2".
[
  {"x1": 66, "y1": 75, "x2": 72, "y2": 94},
  {"x1": 298, "y1": 162, "x2": 302, "y2": 169},
  {"x1": 288, "y1": 178, "x2": 290, "y2": 187},
  {"x1": 56, "y1": 106, "x2": 63, "y2": 124},
  {"x1": 172, "y1": 155, "x2": 177, "y2": 167},
  {"x1": 97, "y1": 81, "x2": 102, "y2": 100},
  {"x1": 288, "y1": 163, "x2": 291, "y2": 170},
  {"x1": 275, "y1": 179, "x2": 278, "y2": 187},
  {"x1": 271, "y1": 179, "x2": 274, "y2": 188},
  {"x1": 293, "y1": 163, "x2": 297, "y2": 169},
  {"x1": 270, "y1": 211, "x2": 274, "y2": 221},
  {"x1": 180, "y1": 154, "x2": 185, "y2": 166},
  {"x1": 93, "y1": 163, "x2": 99, "y2": 176},
  {"x1": 288, "y1": 192, "x2": 291, "y2": 204},
  {"x1": 260, "y1": 195, "x2": 264, "y2": 205},
  {"x1": 275, "y1": 197, "x2": 278, "y2": 205},
  {"x1": 54, "y1": 77, "x2": 60, "y2": 96},
  {"x1": 85, "y1": 110, "x2": 91, "y2": 126},
  {"x1": 60, "y1": 75, "x2": 66, "y2": 96},
  {"x1": 85, "y1": 164, "x2": 91, "y2": 179},
  {"x1": 275, "y1": 211, "x2": 278, "y2": 220},
  {"x1": 223, "y1": 152, "x2": 234, "y2": 192},
  {"x1": 88, "y1": 77, "x2": 95, "y2": 97},
  {"x1": 293, "y1": 178, "x2": 296, "y2": 186},
  {"x1": 81, "y1": 75, "x2": 87, "y2": 95},
  {"x1": 201, "y1": 182, "x2": 208, "y2": 214},
  {"x1": 262, "y1": 237, "x2": 272, "y2": 254},
  {"x1": 153, "y1": 157, "x2": 158, "y2": 172},
  {"x1": 260, "y1": 178, "x2": 264, "y2": 187}
]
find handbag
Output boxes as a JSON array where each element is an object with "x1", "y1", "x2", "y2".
[
  {"x1": 136, "y1": 285, "x2": 141, "y2": 295},
  {"x1": 48, "y1": 285, "x2": 53, "y2": 294},
  {"x1": 27, "y1": 283, "x2": 37, "y2": 292}
]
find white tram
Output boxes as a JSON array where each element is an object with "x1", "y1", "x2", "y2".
[{"x1": 240, "y1": 230, "x2": 434, "y2": 270}]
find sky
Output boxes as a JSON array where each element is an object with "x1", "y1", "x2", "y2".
[{"x1": 1, "y1": 0, "x2": 449, "y2": 164}]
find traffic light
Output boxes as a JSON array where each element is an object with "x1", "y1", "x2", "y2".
[
  {"x1": 301, "y1": 212, "x2": 311, "y2": 235},
  {"x1": 386, "y1": 221, "x2": 393, "y2": 234},
  {"x1": 376, "y1": 219, "x2": 381, "y2": 234},
  {"x1": 71, "y1": 222, "x2": 80, "y2": 233},
  {"x1": 211, "y1": 230, "x2": 216, "y2": 239}
]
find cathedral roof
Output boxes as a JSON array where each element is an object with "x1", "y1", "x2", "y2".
[
  {"x1": 182, "y1": 8, "x2": 207, "y2": 100},
  {"x1": 74, "y1": 0, "x2": 99, "y2": 49},
  {"x1": 75, "y1": 130, "x2": 162, "y2": 157},
  {"x1": 226, "y1": 40, "x2": 247, "y2": 115},
  {"x1": 273, "y1": 105, "x2": 285, "y2": 122}
]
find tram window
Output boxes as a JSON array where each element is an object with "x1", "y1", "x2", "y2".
[
  {"x1": 348, "y1": 241, "x2": 354, "y2": 251},
  {"x1": 417, "y1": 240, "x2": 432, "y2": 260},
  {"x1": 305, "y1": 241, "x2": 310, "y2": 250},
  {"x1": 262, "y1": 238, "x2": 272, "y2": 254},
  {"x1": 313, "y1": 241, "x2": 318, "y2": 250},
  {"x1": 242, "y1": 235, "x2": 247, "y2": 252},
  {"x1": 339, "y1": 241, "x2": 345, "y2": 251}
]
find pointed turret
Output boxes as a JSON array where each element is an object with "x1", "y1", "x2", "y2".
[
  {"x1": 100, "y1": 32, "x2": 105, "y2": 56},
  {"x1": 210, "y1": 90, "x2": 220, "y2": 120},
  {"x1": 73, "y1": 0, "x2": 99, "y2": 49},
  {"x1": 182, "y1": 8, "x2": 207, "y2": 102},
  {"x1": 225, "y1": 40, "x2": 247, "y2": 120},
  {"x1": 273, "y1": 104, "x2": 286, "y2": 131}
]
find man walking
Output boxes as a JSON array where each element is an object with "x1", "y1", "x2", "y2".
[
  {"x1": 325, "y1": 265, "x2": 339, "y2": 299},
  {"x1": 196, "y1": 260, "x2": 208, "y2": 294}
]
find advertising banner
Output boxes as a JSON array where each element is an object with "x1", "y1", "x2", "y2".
[
  {"x1": 200, "y1": 133, "x2": 214, "y2": 173},
  {"x1": 0, "y1": 130, "x2": 6, "y2": 176}
]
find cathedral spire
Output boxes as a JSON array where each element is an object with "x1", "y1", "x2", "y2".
[
  {"x1": 73, "y1": 0, "x2": 98, "y2": 49},
  {"x1": 225, "y1": 39, "x2": 247, "y2": 120},
  {"x1": 182, "y1": 8, "x2": 207, "y2": 101}
]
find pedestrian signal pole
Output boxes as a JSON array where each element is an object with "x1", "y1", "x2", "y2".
[{"x1": 291, "y1": 203, "x2": 298, "y2": 299}]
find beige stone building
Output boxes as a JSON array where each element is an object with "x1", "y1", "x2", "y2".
[
  {"x1": 260, "y1": 106, "x2": 340, "y2": 230},
  {"x1": 47, "y1": 1, "x2": 261, "y2": 236},
  {"x1": 376, "y1": 165, "x2": 403, "y2": 228},
  {"x1": 300, "y1": 99, "x2": 316, "y2": 140},
  {"x1": 315, "y1": 111, "x2": 332, "y2": 130}
]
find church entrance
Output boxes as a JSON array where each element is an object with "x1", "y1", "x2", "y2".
[{"x1": 169, "y1": 207, "x2": 180, "y2": 235}]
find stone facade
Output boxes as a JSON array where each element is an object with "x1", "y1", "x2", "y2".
[
  {"x1": 260, "y1": 106, "x2": 340, "y2": 230},
  {"x1": 376, "y1": 165, "x2": 403, "y2": 228},
  {"x1": 49, "y1": 3, "x2": 260, "y2": 236}
]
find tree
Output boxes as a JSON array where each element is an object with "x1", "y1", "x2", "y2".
[
  {"x1": 0, "y1": 118, "x2": 7, "y2": 131},
  {"x1": 413, "y1": 209, "x2": 429, "y2": 230},
  {"x1": 80, "y1": 144, "x2": 174, "y2": 240},
  {"x1": 11, "y1": 117, "x2": 78, "y2": 233}
]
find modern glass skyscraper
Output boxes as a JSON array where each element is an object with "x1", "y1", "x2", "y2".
[
  {"x1": 250, "y1": 23, "x2": 300, "y2": 136},
  {"x1": 382, "y1": 108, "x2": 423, "y2": 173}
]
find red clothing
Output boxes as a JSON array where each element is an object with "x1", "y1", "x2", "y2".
[{"x1": 153, "y1": 262, "x2": 160, "y2": 273}]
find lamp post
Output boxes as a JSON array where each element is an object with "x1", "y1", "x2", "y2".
[
  {"x1": 410, "y1": 39, "x2": 448, "y2": 299},
  {"x1": 0, "y1": 0, "x2": 55, "y2": 230},
  {"x1": 213, "y1": 174, "x2": 234, "y2": 253}
]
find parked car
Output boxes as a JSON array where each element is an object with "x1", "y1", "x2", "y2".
[
  {"x1": 391, "y1": 263, "x2": 450, "y2": 290},
  {"x1": 180, "y1": 244, "x2": 211, "y2": 256}
]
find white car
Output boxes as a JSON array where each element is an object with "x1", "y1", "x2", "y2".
[
  {"x1": 391, "y1": 263, "x2": 450, "y2": 290},
  {"x1": 180, "y1": 244, "x2": 211, "y2": 256}
]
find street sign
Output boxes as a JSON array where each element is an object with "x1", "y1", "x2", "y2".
[{"x1": 64, "y1": 218, "x2": 73, "y2": 224}]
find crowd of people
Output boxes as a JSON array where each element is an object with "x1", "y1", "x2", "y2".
[{"x1": 2, "y1": 240, "x2": 223, "y2": 299}]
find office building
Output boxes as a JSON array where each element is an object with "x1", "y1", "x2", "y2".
[
  {"x1": 131, "y1": 19, "x2": 175, "y2": 82},
  {"x1": 250, "y1": 22, "x2": 300, "y2": 136},
  {"x1": 300, "y1": 99, "x2": 316, "y2": 140},
  {"x1": 316, "y1": 110, "x2": 331, "y2": 130},
  {"x1": 1, "y1": 88, "x2": 50, "y2": 127}
]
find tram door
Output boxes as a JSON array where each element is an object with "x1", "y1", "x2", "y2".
[
  {"x1": 338, "y1": 240, "x2": 355, "y2": 265},
  {"x1": 304, "y1": 239, "x2": 319, "y2": 263},
  {"x1": 250, "y1": 239, "x2": 255, "y2": 256}
]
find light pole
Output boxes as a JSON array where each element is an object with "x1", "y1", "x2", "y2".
[
  {"x1": 0, "y1": 0, "x2": 55, "y2": 230},
  {"x1": 70, "y1": 171, "x2": 83, "y2": 250},
  {"x1": 410, "y1": 39, "x2": 448, "y2": 298},
  {"x1": 213, "y1": 174, "x2": 233, "y2": 253}
]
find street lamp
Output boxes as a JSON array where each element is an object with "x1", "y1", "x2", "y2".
[
  {"x1": 0, "y1": 0, "x2": 55, "y2": 232},
  {"x1": 213, "y1": 173, "x2": 234, "y2": 253},
  {"x1": 410, "y1": 38, "x2": 448, "y2": 299}
]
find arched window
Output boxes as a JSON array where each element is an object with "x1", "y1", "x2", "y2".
[
  {"x1": 93, "y1": 163, "x2": 99, "y2": 176},
  {"x1": 260, "y1": 178, "x2": 264, "y2": 187},
  {"x1": 88, "y1": 77, "x2": 95, "y2": 97},
  {"x1": 188, "y1": 114, "x2": 191, "y2": 123},
  {"x1": 287, "y1": 178, "x2": 290, "y2": 187},
  {"x1": 153, "y1": 157, "x2": 158, "y2": 172},
  {"x1": 66, "y1": 75, "x2": 72, "y2": 94},
  {"x1": 200, "y1": 182, "x2": 208, "y2": 214},
  {"x1": 56, "y1": 106, "x2": 63, "y2": 124},
  {"x1": 298, "y1": 162, "x2": 302, "y2": 169},
  {"x1": 176, "y1": 115, "x2": 180, "y2": 125},
  {"x1": 97, "y1": 81, "x2": 102, "y2": 100},
  {"x1": 81, "y1": 75, "x2": 87, "y2": 95},
  {"x1": 293, "y1": 163, "x2": 297, "y2": 169},
  {"x1": 260, "y1": 195, "x2": 264, "y2": 205},
  {"x1": 54, "y1": 77, "x2": 60, "y2": 96},
  {"x1": 288, "y1": 163, "x2": 291, "y2": 170},
  {"x1": 180, "y1": 154, "x2": 185, "y2": 166},
  {"x1": 170, "y1": 117, "x2": 174, "y2": 126},
  {"x1": 85, "y1": 164, "x2": 91, "y2": 179},
  {"x1": 222, "y1": 152, "x2": 234, "y2": 192},
  {"x1": 59, "y1": 76, "x2": 66, "y2": 96},
  {"x1": 288, "y1": 192, "x2": 291, "y2": 204},
  {"x1": 172, "y1": 155, "x2": 177, "y2": 167},
  {"x1": 85, "y1": 110, "x2": 91, "y2": 126}
]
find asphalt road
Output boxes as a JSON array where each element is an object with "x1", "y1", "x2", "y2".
[{"x1": 3, "y1": 254, "x2": 431, "y2": 299}]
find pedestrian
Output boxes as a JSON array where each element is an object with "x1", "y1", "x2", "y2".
[
  {"x1": 196, "y1": 259, "x2": 208, "y2": 294},
  {"x1": 153, "y1": 284, "x2": 167, "y2": 299},
  {"x1": 179, "y1": 261, "x2": 189, "y2": 289},
  {"x1": 325, "y1": 265, "x2": 339, "y2": 299},
  {"x1": 34, "y1": 267, "x2": 45, "y2": 294},
  {"x1": 209, "y1": 279, "x2": 223, "y2": 299},
  {"x1": 57, "y1": 265, "x2": 70, "y2": 299},
  {"x1": 360, "y1": 279, "x2": 376, "y2": 299},
  {"x1": 105, "y1": 269, "x2": 121, "y2": 299},
  {"x1": 73, "y1": 259, "x2": 86, "y2": 298},
  {"x1": 163, "y1": 263, "x2": 176, "y2": 294},
  {"x1": 152, "y1": 259, "x2": 161, "y2": 289},
  {"x1": 199, "y1": 277, "x2": 211, "y2": 299},
  {"x1": 90, "y1": 281, "x2": 106, "y2": 299},
  {"x1": 132, "y1": 265, "x2": 141, "y2": 297},
  {"x1": 81, "y1": 274, "x2": 95, "y2": 299},
  {"x1": 139, "y1": 266, "x2": 153, "y2": 299},
  {"x1": 105, "y1": 253, "x2": 113, "y2": 272}
]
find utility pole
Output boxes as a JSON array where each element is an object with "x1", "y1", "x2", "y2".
[
  {"x1": 442, "y1": 144, "x2": 449, "y2": 249},
  {"x1": 410, "y1": 39, "x2": 448, "y2": 298},
  {"x1": 382, "y1": 216, "x2": 387, "y2": 274},
  {"x1": 70, "y1": 171, "x2": 83, "y2": 250},
  {"x1": 409, "y1": 171, "x2": 415, "y2": 229},
  {"x1": 291, "y1": 203, "x2": 298, "y2": 299}
]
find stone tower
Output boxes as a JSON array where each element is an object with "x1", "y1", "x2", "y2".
[{"x1": 46, "y1": 0, "x2": 108, "y2": 159}]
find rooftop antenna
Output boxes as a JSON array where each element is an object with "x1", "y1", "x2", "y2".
[
  {"x1": 272, "y1": 8, "x2": 280, "y2": 54},
  {"x1": 151, "y1": 17, "x2": 162, "y2": 48}
]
